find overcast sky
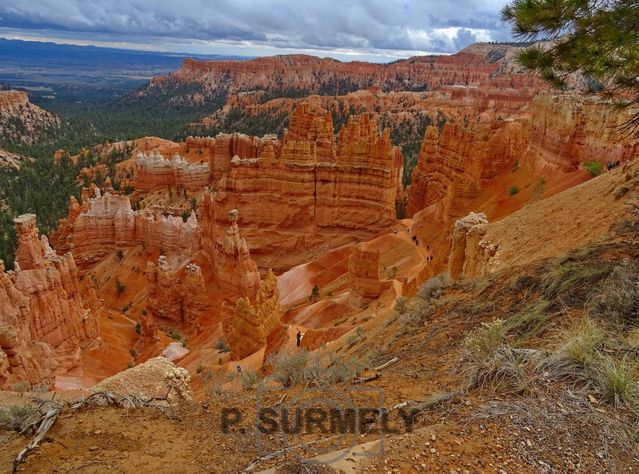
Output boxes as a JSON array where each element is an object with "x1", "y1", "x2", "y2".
[{"x1": 0, "y1": 0, "x2": 514, "y2": 62}]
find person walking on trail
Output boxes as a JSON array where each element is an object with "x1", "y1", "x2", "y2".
[
  {"x1": 236, "y1": 365, "x2": 242, "y2": 375},
  {"x1": 296, "y1": 330, "x2": 302, "y2": 348}
]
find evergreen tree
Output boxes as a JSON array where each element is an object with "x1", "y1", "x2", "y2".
[{"x1": 502, "y1": 0, "x2": 639, "y2": 134}]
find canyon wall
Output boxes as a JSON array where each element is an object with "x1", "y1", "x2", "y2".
[
  {"x1": 407, "y1": 119, "x2": 527, "y2": 219},
  {"x1": 51, "y1": 190, "x2": 201, "y2": 268},
  {"x1": 146, "y1": 257, "x2": 209, "y2": 326},
  {"x1": 0, "y1": 214, "x2": 100, "y2": 388},
  {"x1": 227, "y1": 269, "x2": 283, "y2": 359},
  {"x1": 407, "y1": 94, "x2": 639, "y2": 220},
  {"x1": 0, "y1": 90, "x2": 60, "y2": 144},
  {"x1": 526, "y1": 94, "x2": 639, "y2": 172},
  {"x1": 0, "y1": 90, "x2": 28, "y2": 109},
  {"x1": 150, "y1": 43, "x2": 543, "y2": 98},
  {"x1": 213, "y1": 105, "x2": 402, "y2": 270},
  {"x1": 134, "y1": 152, "x2": 211, "y2": 192}
]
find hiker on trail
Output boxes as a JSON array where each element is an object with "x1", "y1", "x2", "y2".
[
  {"x1": 415, "y1": 239, "x2": 419, "y2": 246},
  {"x1": 236, "y1": 365, "x2": 242, "y2": 375},
  {"x1": 411, "y1": 235, "x2": 417, "y2": 242},
  {"x1": 296, "y1": 330, "x2": 302, "y2": 348}
]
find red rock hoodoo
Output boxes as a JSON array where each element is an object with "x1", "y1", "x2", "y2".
[
  {"x1": 227, "y1": 269, "x2": 284, "y2": 359},
  {"x1": 0, "y1": 214, "x2": 101, "y2": 388}
]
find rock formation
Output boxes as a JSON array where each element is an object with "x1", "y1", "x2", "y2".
[
  {"x1": 407, "y1": 121, "x2": 527, "y2": 219},
  {"x1": 184, "y1": 133, "x2": 279, "y2": 180},
  {"x1": 0, "y1": 90, "x2": 28, "y2": 109},
  {"x1": 0, "y1": 214, "x2": 101, "y2": 388},
  {"x1": 91, "y1": 356, "x2": 192, "y2": 403},
  {"x1": 448, "y1": 212, "x2": 495, "y2": 279},
  {"x1": 407, "y1": 94, "x2": 638, "y2": 220},
  {"x1": 214, "y1": 209, "x2": 261, "y2": 299},
  {"x1": 348, "y1": 244, "x2": 382, "y2": 298},
  {"x1": 214, "y1": 105, "x2": 402, "y2": 270},
  {"x1": 146, "y1": 256, "x2": 182, "y2": 321},
  {"x1": 135, "y1": 152, "x2": 211, "y2": 192},
  {"x1": 146, "y1": 256, "x2": 209, "y2": 326},
  {"x1": 51, "y1": 191, "x2": 201, "y2": 268},
  {"x1": 526, "y1": 94, "x2": 639, "y2": 172},
  {"x1": 0, "y1": 90, "x2": 60, "y2": 144},
  {"x1": 149, "y1": 44, "x2": 543, "y2": 98},
  {"x1": 227, "y1": 269, "x2": 283, "y2": 359}
]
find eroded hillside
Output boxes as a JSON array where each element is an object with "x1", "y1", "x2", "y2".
[{"x1": 0, "y1": 41, "x2": 637, "y2": 473}]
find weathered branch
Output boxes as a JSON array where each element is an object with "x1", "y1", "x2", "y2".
[{"x1": 373, "y1": 357, "x2": 399, "y2": 371}]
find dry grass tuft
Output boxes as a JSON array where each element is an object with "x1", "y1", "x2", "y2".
[{"x1": 462, "y1": 320, "x2": 529, "y2": 393}]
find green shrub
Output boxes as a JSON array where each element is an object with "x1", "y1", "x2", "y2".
[
  {"x1": 214, "y1": 339, "x2": 230, "y2": 352},
  {"x1": 11, "y1": 382, "x2": 30, "y2": 398},
  {"x1": 267, "y1": 350, "x2": 309, "y2": 387},
  {"x1": 464, "y1": 319, "x2": 507, "y2": 363},
  {"x1": 134, "y1": 321, "x2": 141, "y2": 335},
  {"x1": 541, "y1": 259, "x2": 610, "y2": 302},
  {"x1": 115, "y1": 277, "x2": 125, "y2": 295},
  {"x1": 394, "y1": 297, "x2": 408, "y2": 314},
  {"x1": 398, "y1": 299, "x2": 435, "y2": 333},
  {"x1": 583, "y1": 161, "x2": 603, "y2": 177},
  {"x1": 309, "y1": 285, "x2": 320, "y2": 303},
  {"x1": 504, "y1": 299, "x2": 552, "y2": 342},
  {"x1": 418, "y1": 274, "x2": 448, "y2": 300},
  {"x1": 0, "y1": 405, "x2": 38, "y2": 432},
  {"x1": 509, "y1": 185, "x2": 520, "y2": 196},
  {"x1": 167, "y1": 328, "x2": 183, "y2": 341},
  {"x1": 239, "y1": 370, "x2": 262, "y2": 390},
  {"x1": 546, "y1": 319, "x2": 604, "y2": 379}
]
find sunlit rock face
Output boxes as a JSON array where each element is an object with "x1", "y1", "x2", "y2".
[
  {"x1": 51, "y1": 191, "x2": 201, "y2": 269},
  {"x1": 214, "y1": 105, "x2": 402, "y2": 271},
  {"x1": 0, "y1": 214, "x2": 101, "y2": 388}
]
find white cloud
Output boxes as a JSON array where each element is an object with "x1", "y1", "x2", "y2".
[{"x1": 0, "y1": 0, "x2": 514, "y2": 60}]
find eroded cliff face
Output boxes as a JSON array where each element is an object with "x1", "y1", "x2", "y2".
[
  {"x1": 407, "y1": 120, "x2": 528, "y2": 219},
  {"x1": 51, "y1": 190, "x2": 201, "y2": 268},
  {"x1": 146, "y1": 257, "x2": 209, "y2": 326},
  {"x1": 0, "y1": 90, "x2": 60, "y2": 144},
  {"x1": 227, "y1": 269, "x2": 283, "y2": 359},
  {"x1": 526, "y1": 94, "x2": 639, "y2": 172},
  {"x1": 135, "y1": 152, "x2": 211, "y2": 192},
  {"x1": 149, "y1": 44, "x2": 543, "y2": 98},
  {"x1": 348, "y1": 244, "x2": 382, "y2": 298},
  {"x1": 0, "y1": 214, "x2": 101, "y2": 388},
  {"x1": 213, "y1": 210, "x2": 261, "y2": 300},
  {"x1": 407, "y1": 94, "x2": 639, "y2": 223},
  {"x1": 214, "y1": 105, "x2": 402, "y2": 271}
]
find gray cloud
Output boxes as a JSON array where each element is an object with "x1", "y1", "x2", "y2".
[{"x1": 0, "y1": 0, "x2": 514, "y2": 60}]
